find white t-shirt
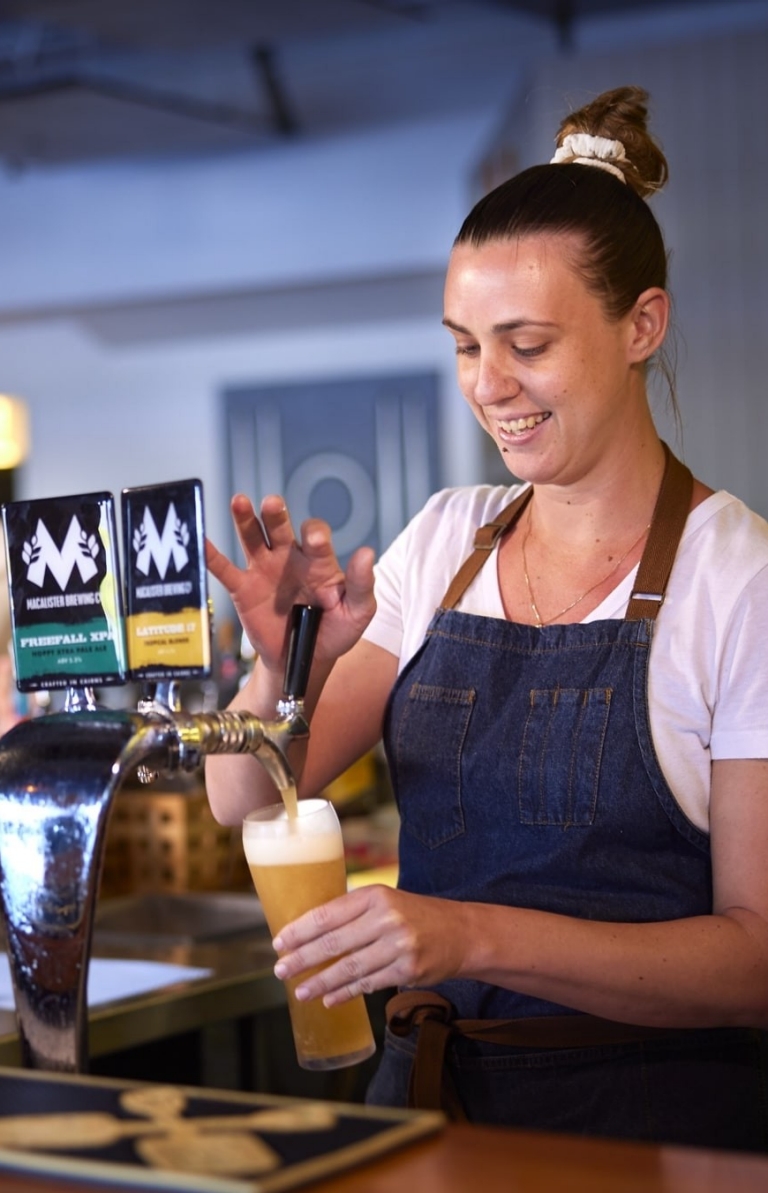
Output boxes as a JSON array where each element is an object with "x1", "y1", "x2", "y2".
[{"x1": 363, "y1": 485, "x2": 768, "y2": 833}]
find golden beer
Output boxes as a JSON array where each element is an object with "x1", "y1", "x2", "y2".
[{"x1": 243, "y1": 799, "x2": 375, "y2": 1070}]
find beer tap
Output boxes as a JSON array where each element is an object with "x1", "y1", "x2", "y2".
[{"x1": 0, "y1": 482, "x2": 320, "y2": 1074}]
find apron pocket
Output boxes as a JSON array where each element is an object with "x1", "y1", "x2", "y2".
[
  {"x1": 518, "y1": 687, "x2": 612, "y2": 827},
  {"x1": 394, "y1": 682, "x2": 475, "y2": 848}
]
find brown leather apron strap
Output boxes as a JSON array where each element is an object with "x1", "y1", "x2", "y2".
[
  {"x1": 440, "y1": 487, "x2": 532, "y2": 611},
  {"x1": 625, "y1": 443, "x2": 693, "y2": 621},
  {"x1": 387, "y1": 990, "x2": 685, "y2": 1119},
  {"x1": 386, "y1": 991, "x2": 467, "y2": 1119},
  {"x1": 438, "y1": 443, "x2": 693, "y2": 620}
]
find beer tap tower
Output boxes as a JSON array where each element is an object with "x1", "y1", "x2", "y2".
[{"x1": 0, "y1": 480, "x2": 320, "y2": 1074}]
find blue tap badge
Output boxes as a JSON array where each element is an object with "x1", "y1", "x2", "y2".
[
  {"x1": 1, "y1": 493, "x2": 127, "y2": 690},
  {"x1": 121, "y1": 478, "x2": 211, "y2": 680}
]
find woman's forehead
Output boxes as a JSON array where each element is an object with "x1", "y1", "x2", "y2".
[
  {"x1": 444, "y1": 233, "x2": 594, "y2": 314},
  {"x1": 448, "y1": 232, "x2": 585, "y2": 274}
]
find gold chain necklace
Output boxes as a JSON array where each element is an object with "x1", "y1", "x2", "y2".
[{"x1": 521, "y1": 508, "x2": 651, "y2": 628}]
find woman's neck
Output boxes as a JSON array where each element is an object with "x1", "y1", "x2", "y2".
[{"x1": 521, "y1": 436, "x2": 667, "y2": 551}]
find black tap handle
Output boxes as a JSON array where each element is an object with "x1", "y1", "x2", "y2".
[{"x1": 283, "y1": 605, "x2": 322, "y2": 701}]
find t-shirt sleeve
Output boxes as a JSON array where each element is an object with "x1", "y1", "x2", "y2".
[
  {"x1": 362, "y1": 526, "x2": 408, "y2": 660},
  {"x1": 710, "y1": 563, "x2": 768, "y2": 760}
]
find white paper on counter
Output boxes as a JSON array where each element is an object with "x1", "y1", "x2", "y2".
[{"x1": 0, "y1": 952, "x2": 211, "y2": 1011}]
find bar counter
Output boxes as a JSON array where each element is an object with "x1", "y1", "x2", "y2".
[
  {"x1": 0, "y1": 901, "x2": 285, "y2": 1067},
  {"x1": 1, "y1": 1118, "x2": 768, "y2": 1192},
  {"x1": 0, "y1": 901, "x2": 767, "y2": 1191}
]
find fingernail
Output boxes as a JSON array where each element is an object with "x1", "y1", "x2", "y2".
[
  {"x1": 274, "y1": 962, "x2": 287, "y2": 979},
  {"x1": 272, "y1": 936, "x2": 283, "y2": 951},
  {"x1": 295, "y1": 985, "x2": 309, "y2": 1001}
]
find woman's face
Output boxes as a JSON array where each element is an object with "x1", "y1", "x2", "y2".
[{"x1": 443, "y1": 233, "x2": 656, "y2": 488}]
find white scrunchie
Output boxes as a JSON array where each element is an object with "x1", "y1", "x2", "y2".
[{"x1": 550, "y1": 132, "x2": 628, "y2": 183}]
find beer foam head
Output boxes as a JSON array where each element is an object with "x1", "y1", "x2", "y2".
[{"x1": 243, "y1": 798, "x2": 343, "y2": 866}]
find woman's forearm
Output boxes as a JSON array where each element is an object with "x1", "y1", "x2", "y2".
[
  {"x1": 273, "y1": 884, "x2": 767, "y2": 1029},
  {"x1": 460, "y1": 901, "x2": 768, "y2": 1028}
]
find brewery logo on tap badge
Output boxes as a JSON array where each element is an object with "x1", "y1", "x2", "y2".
[
  {"x1": 1, "y1": 493, "x2": 127, "y2": 690},
  {"x1": 121, "y1": 479, "x2": 211, "y2": 680}
]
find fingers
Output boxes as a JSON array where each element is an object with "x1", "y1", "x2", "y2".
[
  {"x1": 298, "y1": 517, "x2": 341, "y2": 564},
  {"x1": 273, "y1": 888, "x2": 371, "y2": 955},
  {"x1": 204, "y1": 536, "x2": 242, "y2": 593},
  {"x1": 273, "y1": 887, "x2": 417, "y2": 1002},
  {"x1": 227, "y1": 494, "x2": 272, "y2": 560},
  {"x1": 302, "y1": 947, "x2": 401, "y2": 1006},
  {"x1": 259, "y1": 495, "x2": 298, "y2": 552},
  {"x1": 345, "y1": 546, "x2": 377, "y2": 612},
  {"x1": 221, "y1": 494, "x2": 370, "y2": 592},
  {"x1": 279, "y1": 937, "x2": 406, "y2": 1005}
]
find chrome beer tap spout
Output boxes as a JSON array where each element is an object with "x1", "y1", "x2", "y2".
[
  {"x1": 181, "y1": 701, "x2": 309, "y2": 796},
  {"x1": 0, "y1": 605, "x2": 321, "y2": 1074},
  {"x1": 0, "y1": 709, "x2": 160, "y2": 1073}
]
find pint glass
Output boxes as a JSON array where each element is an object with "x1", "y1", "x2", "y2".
[{"x1": 243, "y1": 798, "x2": 376, "y2": 1071}]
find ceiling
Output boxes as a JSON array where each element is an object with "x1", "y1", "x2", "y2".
[{"x1": 0, "y1": 0, "x2": 760, "y2": 168}]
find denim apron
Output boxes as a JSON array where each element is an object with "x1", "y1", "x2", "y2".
[{"x1": 366, "y1": 449, "x2": 768, "y2": 1150}]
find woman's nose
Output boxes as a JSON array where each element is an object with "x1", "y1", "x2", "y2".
[{"x1": 473, "y1": 353, "x2": 520, "y2": 406}]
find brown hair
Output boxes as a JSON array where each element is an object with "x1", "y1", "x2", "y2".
[
  {"x1": 455, "y1": 86, "x2": 669, "y2": 318},
  {"x1": 454, "y1": 86, "x2": 676, "y2": 412},
  {"x1": 556, "y1": 86, "x2": 668, "y2": 200}
]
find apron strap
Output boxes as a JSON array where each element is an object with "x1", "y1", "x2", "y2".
[
  {"x1": 625, "y1": 444, "x2": 693, "y2": 621},
  {"x1": 440, "y1": 487, "x2": 532, "y2": 611},
  {"x1": 386, "y1": 990, "x2": 468, "y2": 1120},
  {"x1": 387, "y1": 990, "x2": 692, "y2": 1120},
  {"x1": 438, "y1": 443, "x2": 693, "y2": 621}
]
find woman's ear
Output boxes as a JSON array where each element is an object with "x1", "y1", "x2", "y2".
[{"x1": 627, "y1": 287, "x2": 669, "y2": 362}]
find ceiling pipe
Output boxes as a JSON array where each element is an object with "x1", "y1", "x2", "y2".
[{"x1": 251, "y1": 44, "x2": 298, "y2": 137}]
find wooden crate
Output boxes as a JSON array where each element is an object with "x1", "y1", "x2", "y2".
[{"x1": 100, "y1": 783, "x2": 251, "y2": 898}]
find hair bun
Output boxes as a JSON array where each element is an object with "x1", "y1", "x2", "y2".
[{"x1": 555, "y1": 85, "x2": 668, "y2": 199}]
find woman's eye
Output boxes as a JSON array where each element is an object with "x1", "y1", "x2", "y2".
[
  {"x1": 455, "y1": 344, "x2": 479, "y2": 357},
  {"x1": 514, "y1": 344, "x2": 546, "y2": 359}
]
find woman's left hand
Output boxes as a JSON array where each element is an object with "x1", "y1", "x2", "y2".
[{"x1": 272, "y1": 886, "x2": 464, "y2": 1005}]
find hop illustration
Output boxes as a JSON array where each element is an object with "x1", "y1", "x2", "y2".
[
  {"x1": 133, "y1": 522, "x2": 147, "y2": 556},
  {"x1": 21, "y1": 535, "x2": 41, "y2": 566},
  {"x1": 174, "y1": 518, "x2": 190, "y2": 549},
  {"x1": 79, "y1": 530, "x2": 100, "y2": 561}
]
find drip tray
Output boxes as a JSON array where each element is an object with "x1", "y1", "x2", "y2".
[{"x1": 94, "y1": 892, "x2": 266, "y2": 946}]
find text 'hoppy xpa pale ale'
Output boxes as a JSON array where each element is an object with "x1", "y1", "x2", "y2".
[{"x1": 243, "y1": 798, "x2": 375, "y2": 1071}]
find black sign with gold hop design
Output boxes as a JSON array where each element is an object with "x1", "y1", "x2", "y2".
[{"x1": 0, "y1": 1066, "x2": 443, "y2": 1191}]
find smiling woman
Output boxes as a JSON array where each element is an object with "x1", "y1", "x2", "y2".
[
  {"x1": 204, "y1": 85, "x2": 768, "y2": 1152},
  {"x1": 442, "y1": 233, "x2": 668, "y2": 508}
]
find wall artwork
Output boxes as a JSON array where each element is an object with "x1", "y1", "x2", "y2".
[{"x1": 223, "y1": 373, "x2": 440, "y2": 568}]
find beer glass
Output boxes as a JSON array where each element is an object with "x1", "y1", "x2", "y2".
[{"x1": 243, "y1": 798, "x2": 376, "y2": 1070}]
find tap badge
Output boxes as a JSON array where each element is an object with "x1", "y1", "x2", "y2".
[
  {"x1": 1, "y1": 493, "x2": 127, "y2": 690},
  {"x1": 121, "y1": 479, "x2": 210, "y2": 681}
]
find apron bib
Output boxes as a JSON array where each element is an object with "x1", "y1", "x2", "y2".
[{"x1": 367, "y1": 448, "x2": 768, "y2": 1150}]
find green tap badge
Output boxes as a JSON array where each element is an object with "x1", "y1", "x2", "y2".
[{"x1": 1, "y1": 492, "x2": 127, "y2": 690}]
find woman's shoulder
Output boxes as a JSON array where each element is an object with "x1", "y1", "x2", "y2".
[
  {"x1": 683, "y1": 491, "x2": 768, "y2": 574},
  {"x1": 368, "y1": 483, "x2": 524, "y2": 663},
  {"x1": 666, "y1": 489, "x2": 768, "y2": 623},
  {"x1": 375, "y1": 482, "x2": 524, "y2": 598},
  {"x1": 407, "y1": 482, "x2": 528, "y2": 543}
]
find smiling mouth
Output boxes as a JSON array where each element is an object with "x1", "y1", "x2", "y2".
[{"x1": 497, "y1": 412, "x2": 551, "y2": 435}]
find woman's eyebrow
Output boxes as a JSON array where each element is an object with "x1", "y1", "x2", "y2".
[{"x1": 442, "y1": 317, "x2": 558, "y2": 334}]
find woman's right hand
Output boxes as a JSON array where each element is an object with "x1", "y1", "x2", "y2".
[{"x1": 205, "y1": 494, "x2": 376, "y2": 677}]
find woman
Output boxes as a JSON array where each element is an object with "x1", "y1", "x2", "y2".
[{"x1": 205, "y1": 86, "x2": 768, "y2": 1150}]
